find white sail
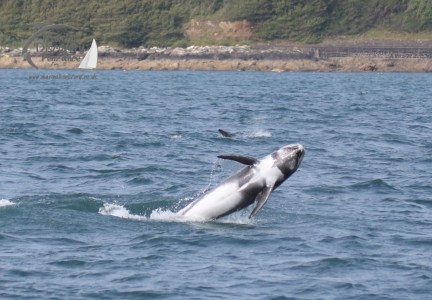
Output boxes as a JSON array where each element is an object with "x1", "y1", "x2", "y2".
[{"x1": 78, "y1": 39, "x2": 98, "y2": 69}]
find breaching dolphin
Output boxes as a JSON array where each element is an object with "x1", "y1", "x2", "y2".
[{"x1": 177, "y1": 144, "x2": 305, "y2": 220}]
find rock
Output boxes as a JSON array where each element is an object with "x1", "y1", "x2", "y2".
[
  {"x1": 10, "y1": 49, "x2": 22, "y2": 56},
  {"x1": 362, "y1": 64, "x2": 378, "y2": 71}
]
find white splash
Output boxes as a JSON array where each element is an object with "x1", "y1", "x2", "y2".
[
  {"x1": 245, "y1": 129, "x2": 272, "y2": 138},
  {"x1": 216, "y1": 212, "x2": 254, "y2": 225},
  {"x1": 98, "y1": 203, "x2": 146, "y2": 221},
  {"x1": 98, "y1": 202, "x2": 253, "y2": 225},
  {"x1": 0, "y1": 199, "x2": 15, "y2": 207},
  {"x1": 150, "y1": 208, "x2": 207, "y2": 222},
  {"x1": 149, "y1": 207, "x2": 252, "y2": 224}
]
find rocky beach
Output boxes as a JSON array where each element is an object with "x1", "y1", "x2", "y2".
[{"x1": 1, "y1": 40, "x2": 432, "y2": 72}]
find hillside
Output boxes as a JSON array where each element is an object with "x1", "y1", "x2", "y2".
[{"x1": 1, "y1": 0, "x2": 432, "y2": 48}]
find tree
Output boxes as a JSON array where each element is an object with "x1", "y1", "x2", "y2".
[
  {"x1": 406, "y1": 0, "x2": 432, "y2": 30},
  {"x1": 257, "y1": 0, "x2": 329, "y2": 42}
]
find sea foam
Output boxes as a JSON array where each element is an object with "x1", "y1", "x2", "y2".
[
  {"x1": 245, "y1": 129, "x2": 272, "y2": 138},
  {"x1": 0, "y1": 199, "x2": 15, "y2": 208},
  {"x1": 98, "y1": 203, "x2": 146, "y2": 221}
]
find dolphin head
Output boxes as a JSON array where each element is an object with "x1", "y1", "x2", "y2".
[{"x1": 272, "y1": 144, "x2": 305, "y2": 181}]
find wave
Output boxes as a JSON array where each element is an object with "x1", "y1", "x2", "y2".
[
  {"x1": 216, "y1": 129, "x2": 272, "y2": 139},
  {"x1": 350, "y1": 179, "x2": 398, "y2": 192},
  {"x1": 97, "y1": 202, "x2": 200, "y2": 222},
  {"x1": 150, "y1": 207, "x2": 253, "y2": 225},
  {"x1": 0, "y1": 199, "x2": 15, "y2": 207},
  {"x1": 11, "y1": 190, "x2": 254, "y2": 225},
  {"x1": 98, "y1": 203, "x2": 147, "y2": 221},
  {"x1": 98, "y1": 202, "x2": 252, "y2": 225}
]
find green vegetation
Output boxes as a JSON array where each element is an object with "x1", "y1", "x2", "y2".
[{"x1": 1, "y1": 0, "x2": 432, "y2": 47}]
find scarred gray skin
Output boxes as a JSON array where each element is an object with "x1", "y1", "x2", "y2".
[{"x1": 177, "y1": 144, "x2": 305, "y2": 220}]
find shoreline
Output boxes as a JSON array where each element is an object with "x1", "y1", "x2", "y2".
[
  {"x1": 2, "y1": 56, "x2": 432, "y2": 73},
  {"x1": 2, "y1": 44, "x2": 432, "y2": 72}
]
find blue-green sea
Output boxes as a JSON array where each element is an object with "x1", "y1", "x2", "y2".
[{"x1": 1, "y1": 69, "x2": 431, "y2": 299}]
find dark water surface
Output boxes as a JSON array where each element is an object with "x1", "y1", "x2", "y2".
[{"x1": 1, "y1": 69, "x2": 431, "y2": 299}]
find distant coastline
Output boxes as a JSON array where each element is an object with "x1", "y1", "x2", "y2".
[{"x1": 2, "y1": 40, "x2": 432, "y2": 72}]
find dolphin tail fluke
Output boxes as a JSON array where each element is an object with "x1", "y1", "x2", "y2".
[
  {"x1": 217, "y1": 154, "x2": 258, "y2": 166},
  {"x1": 249, "y1": 186, "x2": 273, "y2": 218}
]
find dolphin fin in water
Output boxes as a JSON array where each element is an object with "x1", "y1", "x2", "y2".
[
  {"x1": 218, "y1": 129, "x2": 233, "y2": 137},
  {"x1": 249, "y1": 185, "x2": 274, "y2": 218},
  {"x1": 217, "y1": 154, "x2": 259, "y2": 165}
]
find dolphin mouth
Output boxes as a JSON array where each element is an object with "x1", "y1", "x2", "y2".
[
  {"x1": 282, "y1": 144, "x2": 305, "y2": 168},
  {"x1": 295, "y1": 144, "x2": 305, "y2": 156},
  {"x1": 295, "y1": 145, "x2": 305, "y2": 169}
]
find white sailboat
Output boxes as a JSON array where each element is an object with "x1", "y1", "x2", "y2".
[{"x1": 78, "y1": 39, "x2": 98, "y2": 69}]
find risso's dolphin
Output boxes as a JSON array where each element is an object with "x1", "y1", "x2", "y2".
[
  {"x1": 177, "y1": 144, "x2": 305, "y2": 220},
  {"x1": 218, "y1": 129, "x2": 234, "y2": 137}
]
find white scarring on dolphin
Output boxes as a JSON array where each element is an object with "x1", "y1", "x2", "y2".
[{"x1": 177, "y1": 144, "x2": 305, "y2": 220}]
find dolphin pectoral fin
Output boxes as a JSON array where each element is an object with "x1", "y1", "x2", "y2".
[
  {"x1": 249, "y1": 186, "x2": 273, "y2": 218},
  {"x1": 217, "y1": 154, "x2": 259, "y2": 165}
]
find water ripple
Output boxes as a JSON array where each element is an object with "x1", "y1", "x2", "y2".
[{"x1": 1, "y1": 71, "x2": 432, "y2": 299}]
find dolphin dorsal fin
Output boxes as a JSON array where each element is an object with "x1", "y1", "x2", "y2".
[
  {"x1": 218, "y1": 129, "x2": 233, "y2": 137},
  {"x1": 217, "y1": 154, "x2": 259, "y2": 165}
]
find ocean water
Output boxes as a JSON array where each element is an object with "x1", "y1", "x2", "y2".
[{"x1": 1, "y1": 69, "x2": 431, "y2": 299}]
